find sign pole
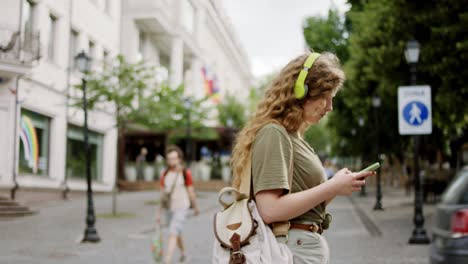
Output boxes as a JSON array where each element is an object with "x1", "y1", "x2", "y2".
[{"x1": 407, "y1": 65, "x2": 430, "y2": 244}]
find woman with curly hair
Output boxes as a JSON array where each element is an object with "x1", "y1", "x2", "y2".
[{"x1": 230, "y1": 52, "x2": 375, "y2": 263}]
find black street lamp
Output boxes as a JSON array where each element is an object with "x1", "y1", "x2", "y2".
[
  {"x1": 372, "y1": 94, "x2": 383, "y2": 211},
  {"x1": 405, "y1": 40, "x2": 430, "y2": 244},
  {"x1": 184, "y1": 97, "x2": 192, "y2": 165},
  {"x1": 358, "y1": 117, "x2": 367, "y2": 197},
  {"x1": 75, "y1": 50, "x2": 100, "y2": 243}
]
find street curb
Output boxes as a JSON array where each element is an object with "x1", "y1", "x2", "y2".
[{"x1": 348, "y1": 196, "x2": 382, "y2": 237}]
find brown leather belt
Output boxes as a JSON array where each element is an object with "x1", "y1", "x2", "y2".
[{"x1": 289, "y1": 223, "x2": 323, "y2": 234}]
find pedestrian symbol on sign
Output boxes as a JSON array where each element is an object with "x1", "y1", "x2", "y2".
[{"x1": 403, "y1": 101, "x2": 428, "y2": 126}]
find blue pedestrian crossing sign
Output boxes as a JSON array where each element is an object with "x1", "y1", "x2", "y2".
[{"x1": 398, "y1": 86, "x2": 432, "y2": 135}]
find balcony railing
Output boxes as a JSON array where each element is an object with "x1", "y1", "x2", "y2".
[{"x1": 0, "y1": 28, "x2": 40, "y2": 65}]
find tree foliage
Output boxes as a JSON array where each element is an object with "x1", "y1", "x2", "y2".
[
  {"x1": 78, "y1": 55, "x2": 158, "y2": 130},
  {"x1": 301, "y1": 1, "x2": 467, "y2": 166},
  {"x1": 303, "y1": 9, "x2": 349, "y2": 62},
  {"x1": 78, "y1": 55, "x2": 210, "y2": 132},
  {"x1": 130, "y1": 84, "x2": 210, "y2": 131},
  {"x1": 343, "y1": 0, "x2": 468, "y2": 164},
  {"x1": 216, "y1": 94, "x2": 247, "y2": 129}
]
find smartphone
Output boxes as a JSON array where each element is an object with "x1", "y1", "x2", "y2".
[{"x1": 360, "y1": 162, "x2": 380, "y2": 172}]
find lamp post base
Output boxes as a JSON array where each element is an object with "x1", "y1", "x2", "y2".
[
  {"x1": 82, "y1": 228, "x2": 101, "y2": 243},
  {"x1": 373, "y1": 202, "x2": 384, "y2": 211},
  {"x1": 408, "y1": 228, "x2": 430, "y2": 244}
]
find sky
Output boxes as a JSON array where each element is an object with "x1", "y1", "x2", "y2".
[{"x1": 222, "y1": 0, "x2": 350, "y2": 78}]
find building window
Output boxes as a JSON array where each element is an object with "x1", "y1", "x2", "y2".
[
  {"x1": 18, "y1": 109, "x2": 50, "y2": 176},
  {"x1": 69, "y1": 29, "x2": 79, "y2": 69},
  {"x1": 181, "y1": 0, "x2": 195, "y2": 34},
  {"x1": 47, "y1": 14, "x2": 57, "y2": 62},
  {"x1": 66, "y1": 125, "x2": 103, "y2": 181}
]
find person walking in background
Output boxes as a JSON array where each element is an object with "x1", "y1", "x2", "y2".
[
  {"x1": 230, "y1": 51, "x2": 375, "y2": 263},
  {"x1": 136, "y1": 147, "x2": 148, "y2": 181},
  {"x1": 157, "y1": 145, "x2": 199, "y2": 264},
  {"x1": 324, "y1": 159, "x2": 335, "y2": 179}
]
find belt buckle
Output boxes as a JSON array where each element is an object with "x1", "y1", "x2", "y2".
[
  {"x1": 309, "y1": 223, "x2": 317, "y2": 232},
  {"x1": 309, "y1": 223, "x2": 320, "y2": 233}
]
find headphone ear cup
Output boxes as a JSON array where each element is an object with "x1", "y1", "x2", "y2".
[
  {"x1": 294, "y1": 53, "x2": 320, "y2": 99},
  {"x1": 294, "y1": 76, "x2": 307, "y2": 99},
  {"x1": 294, "y1": 84, "x2": 303, "y2": 99},
  {"x1": 303, "y1": 84, "x2": 309, "y2": 99}
]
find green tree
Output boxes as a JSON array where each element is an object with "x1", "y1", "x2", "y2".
[
  {"x1": 216, "y1": 94, "x2": 246, "y2": 128},
  {"x1": 303, "y1": 8, "x2": 349, "y2": 62},
  {"x1": 344, "y1": 0, "x2": 468, "y2": 167},
  {"x1": 74, "y1": 55, "x2": 158, "y2": 215},
  {"x1": 76, "y1": 56, "x2": 210, "y2": 214},
  {"x1": 130, "y1": 84, "x2": 210, "y2": 131}
]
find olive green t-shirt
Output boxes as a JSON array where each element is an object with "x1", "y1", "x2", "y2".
[{"x1": 251, "y1": 123, "x2": 327, "y2": 224}]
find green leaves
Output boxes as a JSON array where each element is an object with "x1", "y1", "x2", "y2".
[
  {"x1": 216, "y1": 94, "x2": 247, "y2": 129},
  {"x1": 303, "y1": 9, "x2": 349, "y2": 62},
  {"x1": 131, "y1": 84, "x2": 211, "y2": 131},
  {"x1": 76, "y1": 55, "x2": 210, "y2": 132},
  {"x1": 329, "y1": 0, "x2": 467, "y2": 162}
]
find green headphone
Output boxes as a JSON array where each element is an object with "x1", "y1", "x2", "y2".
[{"x1": 294, "y1": 52, "x2": 321, "y2": 99}]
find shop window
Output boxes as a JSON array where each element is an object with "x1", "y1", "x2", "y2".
[
  {"x1": 66, "y1": 125, "x2": 103, "y2": 181},
  {"x1": 19, "y1": 109, "x2": 50, "y2": 176}
]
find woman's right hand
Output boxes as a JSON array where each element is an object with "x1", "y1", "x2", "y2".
[{"x1": 330, "y1": 168, "x2": 375, "y2": 196}]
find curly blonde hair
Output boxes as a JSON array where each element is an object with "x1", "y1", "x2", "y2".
[{"x1": 231, "y1": 52, "x2": 345, "y2": 189}]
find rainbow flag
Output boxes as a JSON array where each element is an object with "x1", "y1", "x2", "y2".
[
  {"x1": 19, "y1": 115, "x2": 39, "y2": 173},
  {"x1": 201, "y1": 66, "x2": 220, "y2": 103}
]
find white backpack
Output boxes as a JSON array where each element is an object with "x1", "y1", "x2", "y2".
[{"x1": 212, "y1": 145, "x2": 294, "y2": 264}]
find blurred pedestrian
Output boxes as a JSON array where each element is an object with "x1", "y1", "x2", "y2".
[
  {"x1": 230, "y1": 51, "x2": 375, "y2": 263},
  {"x1": 324, "y1": 159, "x2": 335, "y2": 179},
  {"x1": 157, "y1": 145, "x2": 199, "y2": 264},
  {"x1": 136, "y1": 147, "x2": 148, "y2": 181}
]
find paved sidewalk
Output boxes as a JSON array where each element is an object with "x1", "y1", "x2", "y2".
[
  {"x1": 0, "y1": 191, "x2": 219, "y2": 264},
  {"x1": 325, "y1": 186, "x2": 434, "y2": 264},
  {"x1": 0, "y1": 186, "x2": 435, "y2": 264}
]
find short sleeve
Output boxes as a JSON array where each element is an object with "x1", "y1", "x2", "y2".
[
  {"x1": 184, "y1": 169, "x2": 193, "y2": 186},
  {"x1": 251, "y1": 124, "x2": 292, "y2": 196}
]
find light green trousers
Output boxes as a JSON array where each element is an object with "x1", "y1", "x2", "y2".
[{"x1": 277, "y1": 229, "x2": 330, "y2": 264}]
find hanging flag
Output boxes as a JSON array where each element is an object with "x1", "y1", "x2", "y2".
[
  {"x1": 211, "y1": 75, "x2": 220, "y2": 103},
  {"x1": 201, "y1": 66, "x2": 221, "y2": 104}
]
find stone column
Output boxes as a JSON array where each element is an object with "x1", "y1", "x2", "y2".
[{"x1": 169, "y1": 36, "x2": 184, "y2": 89}]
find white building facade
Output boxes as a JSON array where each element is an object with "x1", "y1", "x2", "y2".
[
  {"x1": 120, "y1": 0, "x2": 253, "y2": 104},
  {"x1": 0, "y1": 0, "x2": 252, "y2": 194},
  {"x1": 0, "y1": 0, "x2": 121, "y2": 193}
]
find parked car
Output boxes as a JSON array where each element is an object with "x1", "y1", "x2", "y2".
[{"x1": 430, "y1": 166, "x2": 468, "y2": 264}]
